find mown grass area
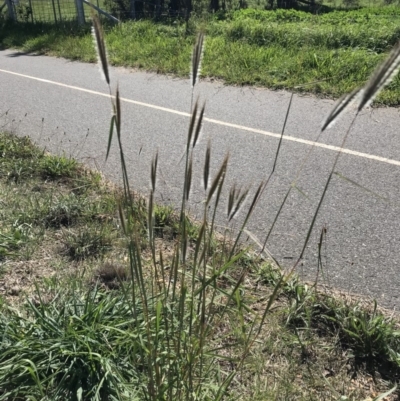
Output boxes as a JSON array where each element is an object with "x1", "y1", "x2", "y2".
[
  {"x1": 2, "y1": 6, "x2": 400, "y2": 105},
  {"x1": 1, "y1": 131, "x2": 400, "y2": 400}
]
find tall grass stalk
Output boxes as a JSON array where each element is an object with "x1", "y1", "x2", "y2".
[
  {"x1": 92, "y1": 17, "x2": 285, "y2": 398},
  {"x1": 91, "y1": 13, "x2": 400, "y2": 401}
]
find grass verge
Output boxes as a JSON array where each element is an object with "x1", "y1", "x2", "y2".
[
  {"x1": 1, "y1": 131, "x2": 400, "y2": 399},
  {"x1": 2, "y1": 6, "x2": 400, "y2": 105}
]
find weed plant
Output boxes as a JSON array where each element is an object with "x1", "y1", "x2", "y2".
[
  {"x1": 0, "y1": 23, "x2": 285, "y2": 397},
  {"x1": 88, "y1": 15, "x2": 284, "y2": 399}
]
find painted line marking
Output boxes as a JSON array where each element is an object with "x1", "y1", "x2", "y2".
[{"x1": 1, "y1": 68, "x2": 400, "y2": 167}]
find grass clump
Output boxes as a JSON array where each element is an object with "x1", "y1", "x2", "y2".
[
  {"x1": 0, "y1": 132, "x2": 83, "y2": 185},
  {"x1": 61, "y1": 226, "x2": 114, "y2": 260},
  {"x1": 258, "y1": 262, "x2": 400, "y2": 376},
  {"x1": 287, "y1": 288, "x2": 400, "y2": 369},
  {"x1": 0, "y1": 131, "x2": 41, "y2": 159},
  {"x1": 40, "y1": 154, "x2": 78, "y2": 180},
  {"x1": 94, "y1": 261, "x2": 129, "y2": 289},
  {"x1": 0, "y1": 132, "x2": 43, "y2": 182},
  {"x1": 0, "y1": 223, "x2": 33, "y2": 260},
  {"x1": 42, "y1": 193, "x2": 87, "y2": 228},
  {"x1": 0, "y1": 289, "x2": 144, "y2": 401},
  {"x1": 0, "y1": 131, "x2": 122, "y2": 266}
]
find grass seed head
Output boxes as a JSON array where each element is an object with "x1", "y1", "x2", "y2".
[
  {"x1": 321, "y1": 87, "x2": 362, "y2": 132},
  {"x1": 193, "y1": 102, "x2": 205, "y2": 148},
  {"x1": 203, "y1": 140, "x2": 211, "y2": 191},
  {"x1": 92, "y1": 14, "x2": 110, "y2": 85},
  {"x1": 206, "y1": 154, "x2": 229, "y2": 206},
  {"x1": 191, "y1": 32, "x2": 205, "y2": 88},
  {"x1": 151, "y1": 152, "x2": 158, "y2": 192},
  {"x1": 186, "y1": 154, "x2": 193, "y2": 200},
  {"x1": 115, "y1": 86, "x2": 121, "y2": 133},
  {"x1": 228, "y1": 184, "x2": 249, "y2": 221},
  {"x1": 358, "y1": 40, "x2": 400, "y2": 111}
]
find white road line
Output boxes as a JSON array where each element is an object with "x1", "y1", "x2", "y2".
[{"x1": 2, "y1": 68, "x2": 400, "y2": 167}]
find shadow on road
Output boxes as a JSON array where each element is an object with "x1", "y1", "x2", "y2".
[{"x1": 5, "y1": 51, "x2": 44, "y2": 57}]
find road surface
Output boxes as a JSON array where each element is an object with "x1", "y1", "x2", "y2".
[{"x1": 1, "y1": 49, "x2": 400, "y2": 309}]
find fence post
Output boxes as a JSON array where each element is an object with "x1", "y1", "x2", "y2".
[
  {"x1": 75, "y1": 0, "x2": 85, "y2": 24},
  {"x1": 129, "y1": 0, "x2": 136, "y2": 19},
  {"x1": 5, "y1": 0, "x2": 17, "y2": 21},
  {"x1": 51, "y1": 0, "x2": 58, "y2": 23}
]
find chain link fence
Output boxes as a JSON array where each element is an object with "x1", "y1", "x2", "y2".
[
  {"x1": 3, "y1": 0, "x2": 86, "y2": 22},
  {"x1": 3, "y1": 0, "x2": 129, "y2": 23},
  {"x1": 2, "y1": 0, "x2": 193, "y2": 23}
]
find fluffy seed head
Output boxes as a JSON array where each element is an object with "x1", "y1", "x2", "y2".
[
  {"x1": 191, "y1": 32, "x2": 205, "y2": 88},
  {"x1": 321, "y1": 88, "x2": 362, "y2": 132},
  {"x1": 92, "y1": 14, "x2": 110, "y2": 85},
  {"x1": 358, "y1": 40, "x2": 400, "y2": 111}
]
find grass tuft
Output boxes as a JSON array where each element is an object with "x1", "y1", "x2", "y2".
[
  {"x1": 40, "y1": 154, "x2": 78, "y2": 180},
  {"x1": 43, "y1": 194, "x2": 85, "y2": 228},
  {"x1": 61, "y1": 226, "x2": 114, "y2": 261},
  {"x1": 0, "y1": 290, "x2": 143, "y2": 401},
  {"x1": 94, "y1": 261, "x2": 129, "y2": 289}
]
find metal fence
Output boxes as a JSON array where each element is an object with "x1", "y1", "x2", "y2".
[
  {"x1": 3, "y1": 0, "x2": 128, "y2": 23},
  {"x1": 2, "y1": 0, "x2": 192, "y2": 23}
]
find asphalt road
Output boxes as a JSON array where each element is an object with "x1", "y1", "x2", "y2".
[{"x1": 1, "y1": 49, "x2": 400, "y2": 309}]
